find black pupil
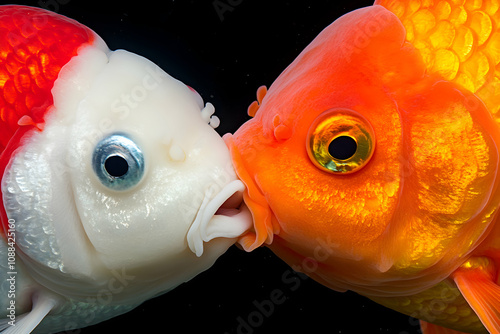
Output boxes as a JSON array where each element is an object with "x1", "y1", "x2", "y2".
[
  {"x1": 328, "y1": 136, "x2": 357, "y2": 160},
  {"x1": 105, "y1": 156, "x2": 129, "y2": 177}
]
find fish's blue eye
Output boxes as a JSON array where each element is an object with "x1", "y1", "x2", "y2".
[{"x1": 92, "y1": 133, "x2": 145, "y2": 191}]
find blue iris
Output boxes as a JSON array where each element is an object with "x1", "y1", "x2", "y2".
[{"x1": 92, "y1": 133, "x2": 145, "y2": 191}]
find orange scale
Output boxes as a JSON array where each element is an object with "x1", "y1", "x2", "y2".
[
  {"x1": 48, "y1": 43, "x2": 69, "y2": 62},
  {"x1": 37, "y1": 28, "x2": 58, "y2": 46},
  {"x1": 0, "y1": 66, "x2": 9, "y2": 88},
  {"x1": 2, "y1": 80, "x2": 16, "y2": 105},
  {"x1": 24, "y1": 91, "x2": 36, "y2": 110},
  {"x1": 13, "y1": 99, "x2": 28, "y2": 117},
  {"x1": 4, "y1": 105, "x2": 18, "y2": 131},
  {"x1": 13, "y1": 45, "x2": 30, "y2": 63},
  {"x1": 26, "y1": 37, "x2": 43, "y2": 55},
  {"x1": 5, "y1": 53, "x2": 21, "y2": 75},
  {"x1": 13, "y1": 68, "x2": 31, "y2": 92}
]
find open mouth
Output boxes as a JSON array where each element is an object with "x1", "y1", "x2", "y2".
[
  {"x1": 187, "y1": 180, "x2": 252, "y2": 257},
  {"x1": 215, "y1": 189, "x2": 244, "y2": 216}
]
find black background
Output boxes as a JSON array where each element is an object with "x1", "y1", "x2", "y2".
[{"x1": 1, "y1": 1, "x2": 423, "y2": 333}]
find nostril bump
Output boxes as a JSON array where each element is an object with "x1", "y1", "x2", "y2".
[
  {"x1": 169, "y1": 143, "x2": 186, "y2": 162},
  {"x1": 209, "y1": 115, "x2": 220, "y2": 129},
  {"x1": 162, "y1": 135, "x2": 186, "y2": 162},
  {"x1": 201, "y1": 102, "x2": 215, "y2": 122}
]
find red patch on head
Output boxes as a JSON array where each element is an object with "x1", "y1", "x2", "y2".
[{"x1": 0, "y1": 5, "x2": 95, "y2": 235}]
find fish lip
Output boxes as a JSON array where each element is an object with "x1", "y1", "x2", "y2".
[
  {"x1": 215, "y1": 190, "x2": 244, "y2": 216},
  {"x1": 223, "y1": 133, "x2": 275, "y2": 251},
  {"x1": 187, "y1": 179, "x2": 252, "y2": 257}
]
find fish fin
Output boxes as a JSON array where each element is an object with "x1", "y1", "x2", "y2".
[
  {"x1": 0, "y1": 319, "x2": 11, "y2": 331},
  {"x1": 0, "y1": 293, "x2": 59, "y2": 334},
  {"x1": 247, "y1": 85, "x2": 267, "y2": 117},
  {"x1": 420, "y1": 321, "x2": 471, "y2": 334},
  {"x1": 374, "y1": 0, "x2": 500, "y2": 119},
  {"x1": 452, "y1": 257, "x2": 500, "y2": 334}
]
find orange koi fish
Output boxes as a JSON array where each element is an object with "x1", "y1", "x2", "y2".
[{"x1": 225, "y1": 1, "x2": 500, "y2": 333}]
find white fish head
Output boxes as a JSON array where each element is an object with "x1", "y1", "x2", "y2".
[{"x1": 3, "y1": 43, "x2": 251, "y2": 303}]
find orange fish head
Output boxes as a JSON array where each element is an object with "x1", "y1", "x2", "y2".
[{"x1": 225, "y1": 5, "x2": 500, "y2": 295}]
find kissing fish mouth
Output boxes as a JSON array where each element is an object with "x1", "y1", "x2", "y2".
[{"x1": 187, "y1": 180, "x2": 252, "y2": 257}]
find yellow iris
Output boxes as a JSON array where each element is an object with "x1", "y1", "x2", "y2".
[{"x1": 306, "y1": 108, "x2": 376, "y2": 174}]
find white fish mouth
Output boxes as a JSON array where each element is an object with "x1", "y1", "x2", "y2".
[{"x1": 187, "y1": 180, "x2": 252, "y2": 257}]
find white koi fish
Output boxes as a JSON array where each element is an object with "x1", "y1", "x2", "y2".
[{"x1": 0, "y1": 5, "x2": 251, "y2": 333}]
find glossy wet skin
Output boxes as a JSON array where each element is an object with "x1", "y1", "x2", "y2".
[
  {"x1": 226, "y1": 5, "x2": 500, "y2": 297},
  {"x1": 0, "y1": 6, "x2": 251, "y2": 332},
  {"x1": 7, "y1": 1, "x2": 497, "y2": 333},
  {"x1": 0, "y1": 2, "x2": 430, "y2": 334},
  {"x1": 2, "y1": 44, "x2": 250, "y2": 308}
]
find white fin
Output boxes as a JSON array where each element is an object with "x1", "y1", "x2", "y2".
[
  {"x1": 0, "y1": 319, "x2": 11, "y2": 331},
  {"x1": 0, "y1": 294, "x2": 59, "y2": 334}
]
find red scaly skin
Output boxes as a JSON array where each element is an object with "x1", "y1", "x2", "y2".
[{"x1": 0, "y1": 5, "x2": 95, "y2": 236}]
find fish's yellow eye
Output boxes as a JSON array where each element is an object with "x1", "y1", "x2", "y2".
[{"x1": 306, "y1": 108, "x2": 375, "y2": 174}]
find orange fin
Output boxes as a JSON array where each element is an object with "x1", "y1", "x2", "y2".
[
  {"x1": 247, "y1": 85, "x2": 267, "y2": 117},
  {"x1": 452, "y1": 257, "x2": 500, "y2": 333},
  {"x1": 420, "y1": 321, "x2": 471, "y2": 334},
  {"x1": 374, "y1": 0, "x2": 500, "y2": 122}
]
